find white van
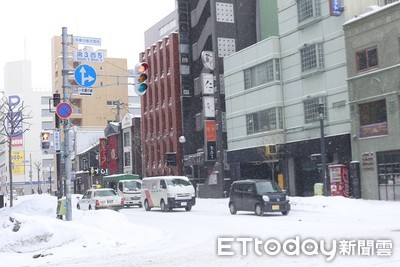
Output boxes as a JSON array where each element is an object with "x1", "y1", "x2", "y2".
[{"x1": 141, "y1": 176, "x2": 196, "y2": 211}]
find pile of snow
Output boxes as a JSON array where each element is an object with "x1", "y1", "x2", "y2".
[{"x1": 0, "y1": 194, "x2": 160, "y2": 255}]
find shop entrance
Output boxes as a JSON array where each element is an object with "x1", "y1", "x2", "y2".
[{"x1": 377, "y1": 150, "x2": 400, "y2": 201}]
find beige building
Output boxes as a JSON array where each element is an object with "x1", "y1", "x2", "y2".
[{"x1": 51, "y1": 36, "x2": 129, "y2": 127}]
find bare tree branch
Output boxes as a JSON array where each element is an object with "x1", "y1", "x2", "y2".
[{"x1": 0, "y1": 96, "x2": 33, "y2": 207}]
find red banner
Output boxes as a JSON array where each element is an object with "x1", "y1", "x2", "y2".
[{"x1": 99, "y1": 138, "x2": 107, "y2": 169}]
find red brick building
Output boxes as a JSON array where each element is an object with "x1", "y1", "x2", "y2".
[{"x1": 140, "y1": 32, "x2": 184, "y2": 177}]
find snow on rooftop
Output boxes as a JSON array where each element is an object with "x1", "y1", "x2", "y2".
[{"x1": 345, "y1": 2, "x2": 400, "y2": 25}]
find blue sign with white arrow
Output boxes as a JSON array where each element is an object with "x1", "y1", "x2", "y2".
[{"x1": 74, "y1": 64, "x2": 97, "y2": 87}]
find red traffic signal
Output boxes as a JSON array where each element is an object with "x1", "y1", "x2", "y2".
[{"x1": 135, "y1": 62, "x2": 149, "y2": 96}]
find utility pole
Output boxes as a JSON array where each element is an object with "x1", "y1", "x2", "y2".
[
  {"x1": 62, "y1": 27, "x2": 73, "y2": 221},
  {"x1": 318, "y1": 101, "x2": 329, "y2": 196},
  {"x1": 53, "y1": 93, "x2": 62, "y2": 199},
  {"x1": 115, "y1": 100, "x2": 123, "y2": 122}
]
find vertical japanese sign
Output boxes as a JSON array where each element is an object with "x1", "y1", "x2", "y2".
[
  {"x1": 99, "y1": 138, "x2": 108, "y2": 169},
  {"x1": 205, "y1": 120, "x2": 217, "y2": 161}
]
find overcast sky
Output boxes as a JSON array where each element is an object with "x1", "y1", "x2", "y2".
[{"x1": 0, "y1": 0, "x2": 176, "y2": 89}]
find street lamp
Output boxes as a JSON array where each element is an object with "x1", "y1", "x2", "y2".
[
  {"x1": 179, "y1": 136, "x2": 186, "y2": 176},
  {"x1": 318, "y1": 101, "x2": 329, "y2": 196}
]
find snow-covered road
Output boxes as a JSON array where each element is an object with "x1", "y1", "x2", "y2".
[{"x1": 1, "y1": 195, "x2": 399, "y2": 267}]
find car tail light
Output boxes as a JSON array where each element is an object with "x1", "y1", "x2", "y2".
[
  {"x1": 121, "y1": 199, "x2": 124, "y2": 205},
  {"x1": 96, "y1": 200, "x2": 100, "y2": 207}
]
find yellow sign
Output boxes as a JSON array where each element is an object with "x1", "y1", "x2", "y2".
[
  {"x1": 12, "y1": 150, "x2": 25, "y2": 175},
  {"x1": 278, "y1": 173, "x2": 284, "y2": 190}
]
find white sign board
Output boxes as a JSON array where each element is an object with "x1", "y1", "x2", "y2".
[
  {"x1": 78, "y1": 87, "x2": 94, "y2": 96},
  {"x1": 73, "y1": 50, "x2": 105, "y2": 63},
  {"x1": 201, "y1": 51, "x2": 214, "y2": 70},
  {"x1": 203, "y1": 96, "x2": 215, "y2": 118},
  {"x1": 73, "y1": 36, "x2": 101, "y2": 46},
  {"x1": 201, "y1": 73, "x2": 214, "y2": 94}
]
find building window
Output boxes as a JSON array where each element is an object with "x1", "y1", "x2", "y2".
[
  {"x1": 384, "y1": 0, "x2": 397, "y2": 5},
  {"x1": 70, "y1": 118, "x2": 82, "y2": 126},
  {"x1": 42, "y1": 121, "x2": 53, "y2": 130},
  {"x1": 124, "y1": 151, "x2": 131, "y2": 167},
  {"x1": 300, "y1": 43, "x2": 324, "y2": 72},
  {"x1": 304, "y1": 97, "x2": 326, "y2": 124},
  {"x1": 359, "y1": 100, "x2": 386, "y2": 126},
  {"x1": 123, "y1": 131, "x2": 131, "y2": 147},
  {"x1": 41, "y1": 96, "x2": 51, "y2": 105},
  {"x1": 106, "y1": 100, "x2": 119, "y2": 106},
  {"x1": 41, "y1": 109, "x2": 52, "y2": 117},
  {"x1": 244, "y1": 59, "x2": 280, "y2": 89},
  {"x1": 297, "y1": 0, "x2": 321, "y2": 23},
  {"x1": 246, "y1": 107, "x2": 283, "y2": 135},
  {"x1": 359, "y1": 99, "x2": 388, "y2": 138},
  {"x1": 356, "y1": 47, "x2": 378, "y2": 72}
]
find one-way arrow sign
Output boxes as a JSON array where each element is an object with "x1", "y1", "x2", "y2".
[{"x1": 74, "y1": 64, "x2": 97, "y2": 87}]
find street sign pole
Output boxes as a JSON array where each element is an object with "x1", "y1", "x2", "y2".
[{"x1": 62, "y1": 27, "x2": 73, "y2": 221}]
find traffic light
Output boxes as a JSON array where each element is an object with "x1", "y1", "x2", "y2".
[
  {"x1": 134, "y1": 62, "x2": 149, "y2": 96},
  {"x1": 53, "y1": 93, "x2": 61, "y2": 107},
  {"x1": 265, "y1": 144, "x2": 277, "y2": 156},
  {"x1": 41, "y1": 131, "x2": 51, "y2": 151}
]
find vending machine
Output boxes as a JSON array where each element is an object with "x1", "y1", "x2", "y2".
[{"x1": 329, "y1": 164, "x2": 349, "y2": 197}]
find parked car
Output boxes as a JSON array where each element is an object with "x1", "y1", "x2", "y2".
[
  {"x1": 7, "y1": 190, "x2": 18, "y2": 201},
  {"x1": 228, "y1": 179, "x2": 290, "y2": 216},
  {"x1": 77, "y1": 188, "x2": 124, "y2": 211}
]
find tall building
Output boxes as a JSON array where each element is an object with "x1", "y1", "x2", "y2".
[
  {"x1": 224, "y1": 0, "x2": 388, "y2": 197},
  {"x1": 180, "y1": 0, "x2": 258, "y2": 197},
  {"x1": 1, "y1": 60, "x2": 53, "y2": 195},
  {"x1": 141, "y1": 0, "x2": 258, "y2": 197}
]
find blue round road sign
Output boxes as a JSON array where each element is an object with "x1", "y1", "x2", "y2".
[
  {"x1": 74, "y1": 64, "x2": 97, "y2": 87},
  {"x1": 56, "y1": 102, "x2": 73, "y2": 119}
]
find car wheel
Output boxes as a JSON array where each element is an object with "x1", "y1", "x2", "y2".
[
  {"x1": 160, "y1": 199, "x2": 168, "y2": 212},
  {"x1": 185, "y1": 205, "x2": 192, "y2": 211},
  {"x1": 282, "y1": 211, "x2": 289, "y2": 216},
  {"x1": 144, "y1": 199, "x2": 151, "y2": 211},
  {"x1": 229, "y1": 202, "x2": 237, "y2": 215},
  {"x1": 255, "y1": 203, "x2": 264, "y2": 216},
  {"x1": 77, "y1": 204, "x2": 81, "y2": 210}
]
